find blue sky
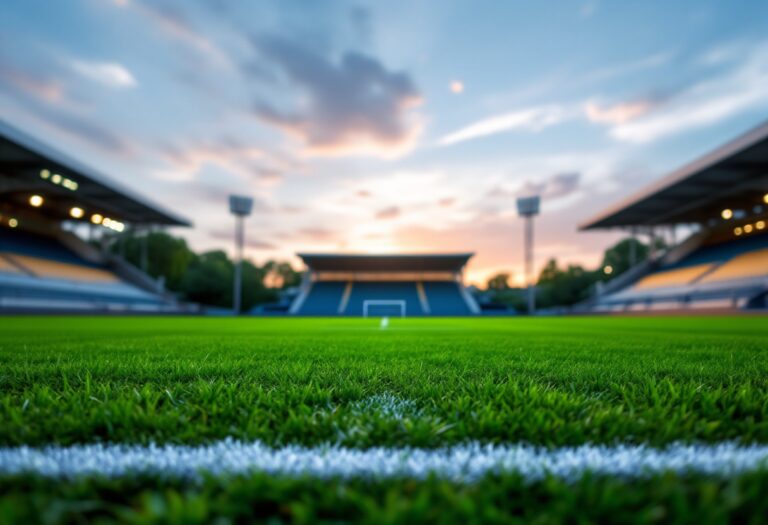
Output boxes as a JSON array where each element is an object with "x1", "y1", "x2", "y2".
[{"x1": 1, "y1": 0, "x2": 767, "y2": 284}]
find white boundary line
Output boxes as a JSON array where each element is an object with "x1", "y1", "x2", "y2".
[{"x1": 1, "y1": 440, "x2": 767, "y2": 483}]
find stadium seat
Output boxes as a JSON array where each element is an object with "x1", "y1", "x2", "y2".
[
  {"x1": 297, "y1": 281, "x2": 347, "y2": 315},
  {"x1": 632, "y1": 264, "x2": 713, "y2": 290},
  {"x1": 699, "y1": 248, "x2": 768, "y2": 284},
  {"x1": 0, "y1": 228, "x2": 171, "y2": 312},
  {"x1": 422, "y1": 281, "x2": 472, "y2": 315},
  {"x1": 0, "y1": 254, "x2": 23, "y2": 274},
  {"x1": 6, "y1": 254, "x2": 119, "y2": 283}
]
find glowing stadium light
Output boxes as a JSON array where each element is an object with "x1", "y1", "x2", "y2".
[
  {"x1": 229, "y1": 195, "x2": 254, "y2": 315},
  {"x1": 721, "y1": 208, "x2": 733, "y2": 220},
  {"x1": 764, "y1": 193, "x2": 768, "y2": 204},
  {"x1": 69, "y1": 207, "x2": 84, "y2": 219},
  {"x1": 603, "y1": 265, "x2": 613, "y2": 275},
  {"x1": 40, "y1": 169, "x2": 50, "y2": 179},
  {"x1": 99, "y1": 216, "x2": 124, "y2": 232},
  {"x1": 744, "y1": 224, "x2": 753, "y2": 234},
  {"x1": 757, "y1": 220, "x2": 766, "y2": 230},
  {"x1": 51, "y1": 174, "x2": 62, "y2": 184},
  {"x1": 29, "y1": 195, "x2": 44, "y2": 207},
  {"x1": 8, "y1": 218, "x2": 18, "y2": 228},
  {"x1": 90, "y1": 213, "x2": 103, "y2": 224},
  {"x1": 734, "y1": 227, "x2": 743, "y2": 236}
]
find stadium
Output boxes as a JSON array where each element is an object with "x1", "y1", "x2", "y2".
[
  {"x1": 1, "y1": 2, "x2": 768, "y2": 523},
  {"x1": 580, "y1": 120, "x2": 768, "y2": 313},
  {"x1": 0, "y1": 120, "x2": 191, "y2": 313}
]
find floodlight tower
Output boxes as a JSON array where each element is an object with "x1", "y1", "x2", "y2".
[
  {"x1": 229, "y1": 195, "x2": 254, "y2": 315},
  {"x1": 516, "y1": 195, "x2": 540, "y2": 315}
]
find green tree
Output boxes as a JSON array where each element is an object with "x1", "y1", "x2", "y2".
[
  {"x1": 109, "y1": 231, "x2": 289, "y2": 310},
  {"x1": 600, "y1": 238, "x2": 649, "y2": 277},
  {"x1": 486, "y1": 272, "x2": 511, "y2": 291},
  {"x1": 109, "y1": 231, "x2": 194, "y2": 291},
  {"x1": 181, "y1": 251, "x2": 278, "y2": 312},
  {"x1": 535, "y1": 259, "x2": 599, "y2": 308},
  {"x1": 263, "y1": 260, "x2": 302, "y2": 289}
]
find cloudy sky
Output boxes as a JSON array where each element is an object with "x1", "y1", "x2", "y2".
[{"x1": 2, "y1": 0, "x2": 768, "y2": 285}]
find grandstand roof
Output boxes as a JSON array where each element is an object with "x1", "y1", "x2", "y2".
[
  {"x1": 298, "y1": 253, "x2": 474, "y2": 272},
  {"x1": 0, "y1": 120, "x2": 190, "y2": 226},
  {"x1": 580, "y1": 120, "x2": 768, "y2": 229}
]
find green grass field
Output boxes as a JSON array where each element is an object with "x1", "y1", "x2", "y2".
[{"x1": 1, "y1": 316, "x2": 767, "y2": 524}]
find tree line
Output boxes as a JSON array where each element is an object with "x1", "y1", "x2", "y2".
[
  {"x1": 483, "y1": 237, "x2": 656, "y2": 311},
  {"x1": 108, "y1": 231, "x2": 300, "y2": 312}
]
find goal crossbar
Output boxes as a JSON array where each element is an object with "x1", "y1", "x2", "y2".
[{"x1": 363, "y1": 300, "x2": 406, "y2": 318}]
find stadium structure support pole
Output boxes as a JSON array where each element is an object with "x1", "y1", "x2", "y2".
[
  {"x1": 525, "y1": 216, "x2": 535, "y2": 314},
  {"x1": 233, "y1": 215, "x2": 244, "y2": 315},
  {"x1": 140, "y1": 227, "x2": 149, "y2": 272},
  {"x1": 228, "y1": 195, "x2": 254, "y2": 316},
  {"x1": 516, "y1": 195, "x2": 540, "y2": 316}
]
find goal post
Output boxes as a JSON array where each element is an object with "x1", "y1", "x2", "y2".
[{"x1": 363, "y1": 300, "x2": 406, "y2": 318}]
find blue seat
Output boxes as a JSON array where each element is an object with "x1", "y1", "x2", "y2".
[
  {"x1": 297, "y1": 281, "x2": 346, "y2": 315},
  {"x1": 423, "y1": 281, "x2": 472, "y2": 315},
  {"x1": 0, "y1": 228, "x2": 101, "y2": 267},
  {"x1": 668, "y1": 233, "x2": 768, "y2": 269},
  {"x1": 0, "y1": 228, "x2": 168, "y2": 310}
]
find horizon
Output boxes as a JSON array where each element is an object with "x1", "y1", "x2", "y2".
[{"x1": 2, "y1": 0, "x2": 768, "y2": 286}]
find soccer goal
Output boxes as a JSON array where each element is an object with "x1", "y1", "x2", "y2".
[{"x1": 363, "y1": 300, "x2": 406, "y2": 318}]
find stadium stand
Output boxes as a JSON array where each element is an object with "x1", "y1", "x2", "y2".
[
  {"x1": 422, "y1": 281, "x2": 473, "y2": 315},
  {"x1": 291, "y1": 254, "x2": 480, "y2": 316},
  {"x1": 294, "y1": 281, "x2": 347, "y2": 316},
  {"x1": 581, "y1": 120, "x2": 768, "y2": 312},
  {"x1": 0, "y1": 120, "x2": 192, "y2": 312}
]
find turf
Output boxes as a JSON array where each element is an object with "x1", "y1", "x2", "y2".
[{"x1": 1, "y1": 315, "x2": 767, "y2": 523}]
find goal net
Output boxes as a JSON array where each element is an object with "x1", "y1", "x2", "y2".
[{"x1": 363, "y1": 300, "x2": 406, "y2": 318}]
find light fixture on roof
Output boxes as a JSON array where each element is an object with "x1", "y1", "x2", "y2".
[
  {"x1": 756, "y1": 220, "x2": 766, "y2": 230},
  {"x1": 51, "y1": 174, "x2": 62, "y2": 184},
  {"x1": 8, "y1": 218, "x2": 18, "y2": 228},
  {"x1": 29, "y1": 195, "x2": 44, "y2": 207},
  {"x1": 744, "y1": 224, "x2": 753, "y2": 234},
  {"x1": 603, "y1": 265, "x2": 613, "y2": 275},
  {"x1": 764, "y1": 193, "x2": 768, "y2": 204},
  {"x1": 91, "y1": 213, "x2": 103, "y2": 224},
  {"x1": 734, "y1": 226, "x2": 743, "y2": 236},
  {"x1": 70, "y1": 207, "x2": 84, "y2": 219},
  {"x1": 101, "y1": 217, "x2": 124, "y2": 232},
  {"x1": 721, "y1": 208, "x2": 733, "y2": 220},
  {"x1": 40, "y1": 169, "x2": 50, "y2": 180}
]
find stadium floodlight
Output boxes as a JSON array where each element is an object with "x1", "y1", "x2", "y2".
[
  {"x1": 516, "y1": 195, "x2": 540, "y2": 315},
  {"x1": 229, "y1": 195, "x2": 254, "y2": 315}
]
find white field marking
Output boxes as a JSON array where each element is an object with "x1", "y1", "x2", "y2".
[
  {"x1": 1, "y1": 440, "x2": 767, "y2": 483},
  {"x1": 380, "y1": 316, "x2": 389, "y2": 329},
  {"x1": 350, "y1": 393, "x2": 423, "y2": 419}
]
